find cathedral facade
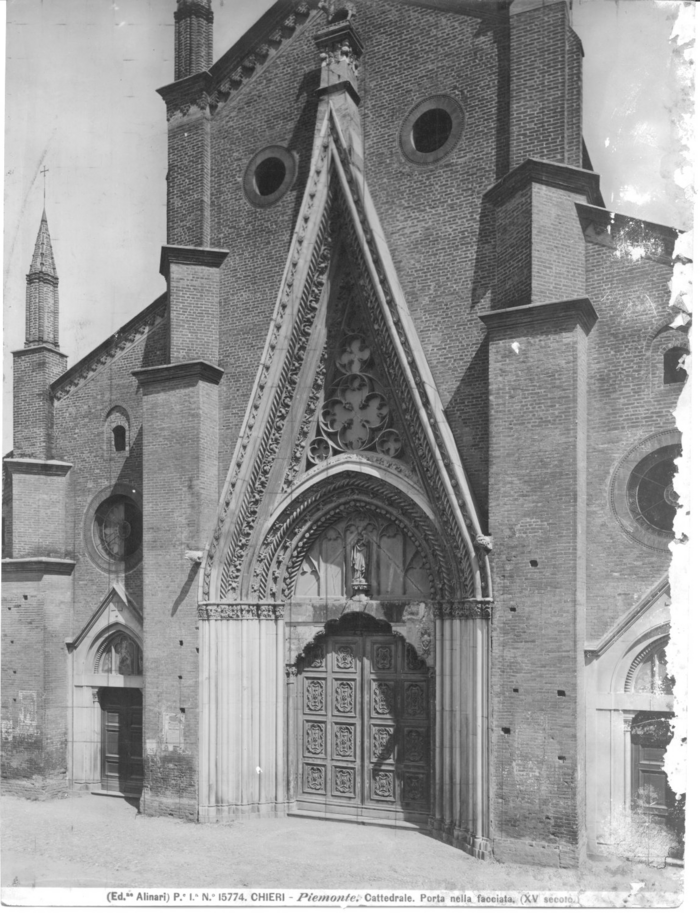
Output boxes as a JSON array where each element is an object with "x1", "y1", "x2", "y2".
[{"x1": 2, "y1": 0, "x2": 686, "y2": 866}]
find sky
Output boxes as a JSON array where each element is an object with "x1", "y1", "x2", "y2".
[{"x1": 2, "y1": 0, "x2": 694, "y2": 453}]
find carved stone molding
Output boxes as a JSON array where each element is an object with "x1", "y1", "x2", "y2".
[
  {"x1": 197, "y1": 603, "x2": 284, "y2": 621},
  {"x1": 202, "y1": 136, "x2": 334, "y2": 601}
]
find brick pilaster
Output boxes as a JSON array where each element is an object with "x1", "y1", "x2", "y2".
[
  {"x1": 481, "y1": 297, "x2": 597, "y2": 867},
  {"x1": 132, "y1": 360, "x2": 223, "y2": 818}
]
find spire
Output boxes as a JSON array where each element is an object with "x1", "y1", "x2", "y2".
[
  {"x1": 29, "y1": 209, "x2": 57, "y2": 277},
  {"x1": 25, "y1": 209, "x2": 60, "y2": 348},
  {"x1": 174, "y1": 0, "x2": 213, "y2": 81}
]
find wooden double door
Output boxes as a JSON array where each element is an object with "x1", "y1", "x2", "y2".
[
  {"x1": 100, "y1": 688, "x2": 144, "y2": 797},
  {"x1": 297, "y1": 629, "x2": 430, "y2": 823}
]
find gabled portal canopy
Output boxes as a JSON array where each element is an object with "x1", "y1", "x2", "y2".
[{"x1": 201, "y1": 103, "x2": 491, "y2": 606}]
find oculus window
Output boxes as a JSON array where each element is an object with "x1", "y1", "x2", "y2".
[
  {"x1": 399, "y1": 95, "x2": 465, "y2": 165},
  {"x1": 243, "y1": 146, "x2": 297, "y2": 207}
]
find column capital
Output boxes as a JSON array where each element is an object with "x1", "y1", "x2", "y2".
[{"x1": 198, "y1": 602, "x2": 285, "y2": 621}]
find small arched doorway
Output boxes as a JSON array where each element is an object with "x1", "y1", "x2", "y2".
[
  {"x1": 294, "y1": 612, "x2": 430, "y2": 824},
  {"x1": 95, "y1": 632, "x2": 144, "y2": 797}
]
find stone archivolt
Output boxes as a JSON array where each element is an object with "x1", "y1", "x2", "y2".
[{"x1": 250, "y1": 473, "x2": 454, "y2": 603}]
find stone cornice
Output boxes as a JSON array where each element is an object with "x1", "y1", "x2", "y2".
[
  {"x1": 51, "y1": 294, "x2": 167, "y2": 402},
  {"x1": 483, "y1": 158, "x2": 605, "y2": 209},
  {"x1": 480, "y1": 297, "x2": 598, "y2": 336},
  {"x1": 157, "y1": 1, "x2": 322, "y2": 122},
  {"x1": 576, "y1": 203, "x2": 679, "y2": 265},
  {"x1": 4, "y1": 458, "x2": 72, "y2": 477},
  {"x1": 2, "y1": 557, "x2": 76, "y2": 575},
  {"x1": 511, "y1": 0, "x2": 569, "y2": 15},
  {"x1": 13, "y1": 344, "x2": 67, "y2": 360},
  {"x1": 159, "y1": 245, "x2": 229, "y2": 279},
  {"x1": 198, "y1": 602, "x2": 285, "y2": 621},
  {"x1": 132, "y1": 360, "x2": 224, "y2": 388}
]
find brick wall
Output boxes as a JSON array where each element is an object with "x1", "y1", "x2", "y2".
[
  {"x1": 9, "y1": 468, "x2": 69, "y2": 558},
  {"x1": 13, "y1": 347, "x2": 67, "y2": 459},
  {"x1": 582, "y1": 236, "x2": 678, "y2": 641},
  {"x1": 509, "y1": 0, "x2": 582, "y2": 169},
  {"x1": 167, "y1": 113, "x2": 212, "y2": 248},
  {"x1": 1, "y1": 569, "x2": 73, "y2": 780},
  {"x1": 530, "y1": 184, "x2": 587, "y2": 302},
  {"x1": 165, "y1": 254, "x2": 226, "y2": 365}
]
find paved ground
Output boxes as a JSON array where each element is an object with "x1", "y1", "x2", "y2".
[{"x1": 1, "y1": 791, "x2": 683, "y2": 905}]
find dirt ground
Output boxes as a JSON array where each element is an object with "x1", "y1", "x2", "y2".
[{"x1": 1, "y1": 790, "x2": 683, "y2": 906}]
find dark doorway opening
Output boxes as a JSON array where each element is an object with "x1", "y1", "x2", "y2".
[{"x1": 100, "y1": 687, "x2": 143, "y2": 798}]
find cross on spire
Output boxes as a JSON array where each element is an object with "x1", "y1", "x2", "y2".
[{"x1": 40, "y1": 165, "x2": 49, "y2": 205}]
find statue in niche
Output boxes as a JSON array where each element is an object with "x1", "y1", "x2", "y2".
[{"x1": 351, "y1": 536, "x2": 369, "y2": 598}]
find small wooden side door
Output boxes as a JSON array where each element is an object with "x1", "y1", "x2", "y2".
[{"x1": 101, "y1": 688, "x2": 143, "y2": 797}]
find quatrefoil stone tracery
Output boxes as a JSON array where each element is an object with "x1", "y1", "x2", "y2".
[
  {"x1": 307, "y1": 331, "x2": 405, "y2": 464},
  {"x1": 321, "y1": 374, "x2": 389, "y2": 451}
]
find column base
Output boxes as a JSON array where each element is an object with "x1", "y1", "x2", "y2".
[{"x1": 429, "y1": 818, "x2": 492, "y2": 860}]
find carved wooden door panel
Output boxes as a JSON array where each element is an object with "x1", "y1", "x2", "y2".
[
  {"x1": 100, "y1": 688, "x2": 144, "y2": 797},
  {"x1": 297, "y1": 631, "x2": 430, "y2": 822}
]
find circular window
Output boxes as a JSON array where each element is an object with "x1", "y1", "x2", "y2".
[
  {"x1": 412, "y1": 108, "x2": 453, "y2": 153},
  {"x1": 84, "y1": 485, "x2": 143, "y2": 571},
  {"x1": 399, "y1": 95, "x2": 465, "y2": 165},
  {"x1": 94, "y1": 496, "x2": 142, "y2": 562},
  {"x1": 610, "y1": 431, "x2": 682, "y2": 551},
  {"x1": 627, "y1": 449, "x2": 680, "y2": 535},
  {"x1": 243, "y1": 145, "x2": 297, "y2": 207}
]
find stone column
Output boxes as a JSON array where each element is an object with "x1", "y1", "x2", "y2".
[
  {"x1": 198, "y1": 603, "x2": 288, "y2": 822},
  {"x1": 432, "y1": 600, "x2": 492, "y2": 859}
]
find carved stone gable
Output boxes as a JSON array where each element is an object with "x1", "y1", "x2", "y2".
[{"x1": 202, "y1": 110, "x2": 490, "y2": 606}]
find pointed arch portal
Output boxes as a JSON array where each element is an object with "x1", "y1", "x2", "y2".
[{"x1": 197, "y1": 104, "x2": 492, "y2": 858}]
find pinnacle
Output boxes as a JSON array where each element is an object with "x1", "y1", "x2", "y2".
[{"x1": 29, "y1": 209, "x2": 57, "y2": 277}]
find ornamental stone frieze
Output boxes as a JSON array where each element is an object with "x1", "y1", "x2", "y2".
[
  {"x1": 436, "y1": 600, "x2": 493, "y2": 620},
  {"x1": 197, "y1": 603, "x2": 285, "y2": 621}
]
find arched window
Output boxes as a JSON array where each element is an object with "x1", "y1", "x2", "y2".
[
  {"x1": 663, "y1": 347, "x2": 689, "y2": 385},
  {"x1": 96, "y1": 632, "x2": 143, "y2": 676},
  {"x1": 625, "y1": 638, "x2": 674, "y2": 695},
  {"x1": 113, "y1": 425, "x2": 127, "y2": 452},
  {"x1": 105, "y1": 406, "x2": 130, "y2": 456}
]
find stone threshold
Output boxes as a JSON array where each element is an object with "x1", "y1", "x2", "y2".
[
  {"x1": 91, "y1": 789, "x2": 141, "y2": 800},
  {"x1": 289, "y1": 810, "x2": 426, "y2": 832}
]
